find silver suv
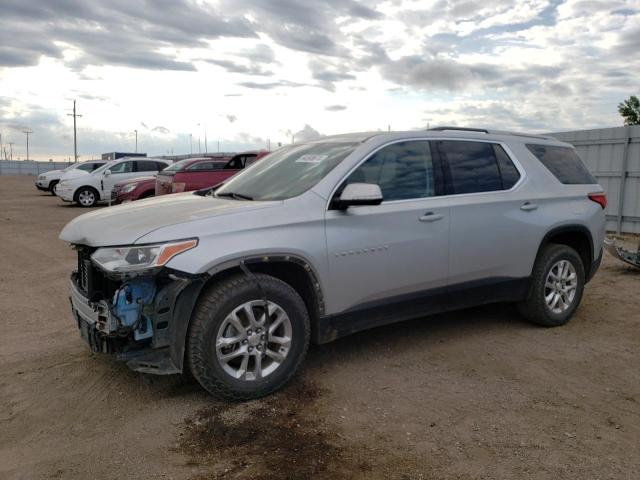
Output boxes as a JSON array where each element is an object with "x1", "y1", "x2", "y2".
[{"x1": 60, "y1": 128, "x2": 606, "y2": 399}]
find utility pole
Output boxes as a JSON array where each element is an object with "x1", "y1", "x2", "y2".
[
  {"x1": 204, "y1": 125, "x2": 208, "y2": 153},
  {"x1": 134, "y1": 129, "x2": 138, "y2": 153},
  {"x1": 189, "y1": 134, "x2": 193, "y2": 154},
  {"x1": 67, "y1": 100, "x2": 82, "y2": 162},
  {"x1": 217, "y1": 140, "x2": 220, "y2": 153},
  {"x1": 8, "y1": 142, "x2": 14, "y2": 160},
  {"x1": 23, "y1": 129, "x2": 33, "y2": 160}
]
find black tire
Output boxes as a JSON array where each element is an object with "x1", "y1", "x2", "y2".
[
  {"x1": 49, "y1": 180, "x2": 59, "y2": 195},
  {"x1": 74, "y1": 186, "x2": 99, "y2": 207},
  {"x1": 187, "y1": 273, "x2": 310, "y2": 400},
  {"x1": 518, "y1": 244, "x2": 585, "y2": 327}
]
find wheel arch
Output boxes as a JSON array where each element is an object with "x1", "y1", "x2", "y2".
[
  {"x1": 534, "y1": 225, "x2": 595, "y2": 280},
  {"x1": 73, "y1": 184, "x2": 100, "y2": 202},
  {"x1": 171, "y1": 254, "x2": 325, "y2": 372}
]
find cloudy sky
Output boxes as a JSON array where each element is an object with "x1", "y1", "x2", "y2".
[{"x1": 0, "y1": 0, "x2": 638, "y2": 160}]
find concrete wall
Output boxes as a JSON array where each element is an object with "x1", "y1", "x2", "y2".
[{"x1": 551, "y1": 125, "x2": 640, "y2": 234}]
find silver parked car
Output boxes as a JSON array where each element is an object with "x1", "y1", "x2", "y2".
[{"x1": 59, "y1": 128, "x2": 606, "y2": 400}]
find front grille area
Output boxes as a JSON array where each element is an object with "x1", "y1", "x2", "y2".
[{"x1": 75, "y1": 247, "x2": 121, "y2": 302}]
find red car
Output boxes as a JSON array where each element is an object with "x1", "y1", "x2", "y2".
[
  {"x1": 155, "y1": 151, "x2": 269, "y2": 196},
  {"x1": 111, "y1": 176, "x2": 157, "y2": 204}
]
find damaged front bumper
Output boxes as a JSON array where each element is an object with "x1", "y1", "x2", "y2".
[
  {"x1": 604, "y1": 236, "x2": 640, "y2": 269},
  {"x1": 69, "y1": 268, "x2": 205, "y2": 375}
]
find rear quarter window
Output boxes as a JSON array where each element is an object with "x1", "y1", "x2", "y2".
[{"x1": 526, "y1": 144, "x2": 596, "y2": 184}]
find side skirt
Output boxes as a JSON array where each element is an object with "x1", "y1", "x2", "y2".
[{"x1": 315, "y1": 277, "x2": 531, "y2": 344}]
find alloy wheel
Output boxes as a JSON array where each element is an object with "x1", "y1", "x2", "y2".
[
  {"x1": 544, "y1": 259, "x2": 578, "y2": 314},
  {"x1": 215, "y1": 300, "x2": 292, "y2": 381}
]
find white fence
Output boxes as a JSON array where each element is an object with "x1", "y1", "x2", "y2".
[
  {"x1": 0, "y1": 160, "x2": 74, "y2": 176},
  {"x1": 551, "y1": 125, "x2": 640, "y2": 234}
]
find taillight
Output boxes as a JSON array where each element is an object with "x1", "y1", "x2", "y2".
[{"x1": 588, "y1": 192, "x2": 607, "y2": 209}]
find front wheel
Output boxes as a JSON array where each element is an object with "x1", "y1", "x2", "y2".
[
  {"x1": 49, "y1": 180, "x2": 59, "y2": 195},
  {"x1": 74, "y1": 187, "x2": 99, "y2": 207},
  {"x1": 518, "y1": 244, "x2": 585, "y2": 327},
  {"x1": 187, "y1": 273, "x2": 310, "y2": 400}
]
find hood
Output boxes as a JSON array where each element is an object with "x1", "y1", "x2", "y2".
[
  {"x1": 60, "y1": 169, "x2": 90, "y2": 181},
  {"x1": 59, "y1": 192, "x2": 278, "y2": 246}
]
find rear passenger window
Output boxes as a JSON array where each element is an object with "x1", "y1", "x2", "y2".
[
  {"x1": 493, "y1": 145, "x2": 521, "y2": 189},
  {"x1": 345, "y1": 140, "x2": 438, "y2": 201},
  {"x1": 136, "y1": 160, "x2": 159, "y2": 172},
  {"x1": 526, "y1": 144, "x2": 596, "y2": 184},
  {"x1": 155, "y1": 162, "x2": 168, "y2": 171},
  {"x1": 437, "y1": 141, "x2": 503, "y2": 194}
]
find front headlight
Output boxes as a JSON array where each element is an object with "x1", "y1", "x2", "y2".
[
  {"x1": 121, "y1": 183, "x2": 137, "y2": 194},
  {"x1": 91, "y1": 239, "x2": 198, "y2": 273}
]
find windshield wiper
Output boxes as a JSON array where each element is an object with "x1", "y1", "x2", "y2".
[{"x1": 215, "y1": 192, "x2": 254, "y2": 201}]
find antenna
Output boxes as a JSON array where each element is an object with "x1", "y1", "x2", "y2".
[{"x1": 67, "y1": 100, "x2": 82, "y2": 162}]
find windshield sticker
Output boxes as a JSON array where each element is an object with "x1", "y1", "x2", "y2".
[{"x1": 295, "y1": 154, "x2": 328, "y2": 164}]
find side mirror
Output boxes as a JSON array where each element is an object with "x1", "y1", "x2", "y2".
[
  {"x1": 334, "y1": 183, "x2": 383, "y2": 210},
  {"x1": 104, "y1": 169, "x2": 111, "y2": 176}
]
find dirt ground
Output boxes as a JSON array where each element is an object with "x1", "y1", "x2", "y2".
[{"x1": 1, "y1": 174, "x2": 639, "y2": 480}]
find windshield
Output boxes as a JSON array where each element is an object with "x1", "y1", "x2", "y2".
[
  {"x1": 215, "y1": 142, "x2": 357, "y2": 201},
  {"x1": 162, "y1": 158, "x2": 193, "y2": 172}
]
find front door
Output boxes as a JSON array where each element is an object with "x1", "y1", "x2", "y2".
[
  {"x1": 325, "y1": 139, "x2": 450, "y2": 315},
  {"x1": 101, "y1": 160, "x2": 136, "y2": 198}
]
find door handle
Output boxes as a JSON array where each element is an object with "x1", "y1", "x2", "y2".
[
  {"x1": 419, "y1": 212, "x2": 444, "y2": 222},
  {"x1": 520, "y1": 202, "x2": 538, "y2": 211}
]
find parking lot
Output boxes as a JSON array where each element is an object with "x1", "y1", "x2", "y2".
[{"x1": 1, "y1": 174, "x2": 639, "y2": 479}]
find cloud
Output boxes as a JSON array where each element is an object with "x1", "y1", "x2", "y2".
[
  {"x1": 308, "y1": 59, "x2": 356, "y2": 91},
  {"x1": 222, "y1": 0, "x2": 382, "y2": 56},
  {"x1": 0, "y1": 0, "x2": 256, "y2": 69},
  {"x1": 294, "y1": 124, "x2": 322, "y2": 142},
  {"x1": 205, "y1": 58, "x2": 272, "y2": 76},
  {"x1": 325, "y1": 105, "x2": 347, "y2": 111},
  {"x1": 236, "y1": 80, "x2": 312, "y2": 90}
]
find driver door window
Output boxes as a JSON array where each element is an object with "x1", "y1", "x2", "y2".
[{"x1": 109, "y1": 161, "x2": 133, "y2": 174}]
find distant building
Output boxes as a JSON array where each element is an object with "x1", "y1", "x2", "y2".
[{"x1": 101, "y1": 152, "x2": 147, "y2": 160}]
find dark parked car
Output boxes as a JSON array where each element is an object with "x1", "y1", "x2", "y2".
[
  {"x1": 111, "y1": 176, "x2": 157, "y2": 204},
  {"x1": 155, "y1": 151, "x2": 269, "y2": 196}
]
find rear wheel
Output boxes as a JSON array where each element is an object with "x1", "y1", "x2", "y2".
[
  {"x1": 187, "y1": 273, "x2": 310, "y2": 400},
  {"x1": 518, "y1": 244, "x2": 585, "y2": 327},
  {"x1": 74, "y1": 187, "x2": 99, "y2": 207}
]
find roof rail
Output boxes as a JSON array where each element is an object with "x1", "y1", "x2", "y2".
[
  {"x1": 428, "y1": 126, "x2": 556, "y2": 141},
  {"x1": 428, "y1": 126, "x2": 489, "y2": 134}
]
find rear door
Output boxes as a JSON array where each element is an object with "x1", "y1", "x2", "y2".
[
  {"x1": 436, "y1": 140, "x2": 540, "y2": 288},
  {"x1": 325, "y1": 139, "x2": 450, "y2": 314}
]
